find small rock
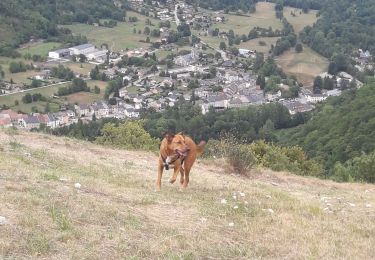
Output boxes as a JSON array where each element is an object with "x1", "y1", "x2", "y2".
[
  {"x1": 0, "y1": 216, "x2": 7, "y2": 225},
  {"x1": 220, "y1": 199, "x2": 227, "y2": 204},
  {"x1": 233, "y1": 205, "x2": 239, "y2": 209},
  {"x1": 232, "y1": 195, "x2": 237, "y2": 200},
  {"x1": 365, "y1": 204, "x2": 372, "y2": 208},
  {"x1": 74, "y1": 183, "x2": 81, "y2": 189},
  {"x1": 271, "y1": 182, "x2": 279, "y2": 186},
  {"x1": 228, "y1": 222, "x2": 234, "y2": 227},
  {"x1": 267, "y1": 208, "x2": 274, "y2": 214},
  {"x1": 239, "y1": 192, "x2": 245, "y2": 197},
  {"x1": 266, "y1": 195, "x2": 272, "y2": 199},
  {"x1": 348, "y1": 203, "x2": 355, "y2": 207}
]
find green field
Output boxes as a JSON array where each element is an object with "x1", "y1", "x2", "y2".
[
  {"x1": 207, "y1": 2, "x2": 283, "y2": 35},
  {"x1": 276, "y1": 45, "x2": 329, "y2": 86},
  {"x1": 283, "y1": 7, "x2": 318, "y2": 34},
  {"x1": 239, "y1": 37, "x2": 280, "y2": 54},
  {"x1": 0, "y1": 80, "x2": 108, "y2": 113},
  {"x1": 0, "y1": 55, "x2": 98, "y2": 85},
  {"x1": 19, "y1": 42, "x2": 62, "y2": 57},
  {"x1": 0, "y1": 83, "x2": 70, "y2": 113},
  {"x1": 64, "y1": 11, "x2": 170, "y2": 51}
]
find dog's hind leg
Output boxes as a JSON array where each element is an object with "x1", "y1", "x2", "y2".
[
  {"x1": 182, "y1": 166, "x2": 191, "y2": 188},
  {"x1": 156, "y1": 162, "x2": 164, "y2": 191},
  {"x1": 179, "y1": 167, "x2": 185, "y2": 185}
]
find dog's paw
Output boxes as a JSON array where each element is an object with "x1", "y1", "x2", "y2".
[{"x1": 169, "y1": 178, "x2": 176, "y2": 184}]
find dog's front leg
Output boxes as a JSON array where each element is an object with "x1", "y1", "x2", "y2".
[
  {"x1": 156, "y1": 160, "x2": 164, "y2": 191},
  {"x1": 169, "y1": 163, "x2": 180, "y2": 184}
]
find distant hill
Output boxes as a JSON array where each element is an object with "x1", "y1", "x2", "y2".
[
  {"x1": 0, "y1": 0, "x2": 126, "y2": 55},
  {"x1": 0, "y1": 130, "x2": 374, "y2": 258},
  {"x1": 278, "y1": 83, "x2": 375, "y2": 178}
]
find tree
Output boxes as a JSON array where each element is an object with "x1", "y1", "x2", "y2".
[
  {"x1": 144, "y1": 26, "x2": 151, "y2": 35},
  {"x1": 94, "y1": 86, "x2": 101, "y2": 94},
  {"x1": 79, "y1": 54, "x2": 87, "y2": 63},
  {"x1": 313, "y1": 76, "x2": 323, "y2": 94},
  {"x1": 295, "y1": 43, "x2": 303, "y2": 53},
  {"x1": 44, "y1": 103, "x2": 51, "y2": 113},
  {"x1": 219, "y1": 41, "x2": 226, "y2": 50},
  {"x1": 22, "y1": 93, "x2": 33, "y2": 104}
]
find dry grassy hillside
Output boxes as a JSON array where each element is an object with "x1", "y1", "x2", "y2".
[{"x1": 0, "y1": 130, "x2": 374, "y2": 259}]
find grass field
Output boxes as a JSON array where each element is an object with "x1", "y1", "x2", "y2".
[
  {"x1": 64, "y1": 80, "x2": 107, "y2": 104},
  {"x1": 207, "y1": 2, "x2": 283, "y2": 35},
  {"x1": 0, "y1": 57, "x2": 35, "y2": 84},
  {"x1": 0, "y1": 80, "x2": 107, "y2": 113},
  {"x1": 283, "y1": 7, "x2": 318, "y2": 34},
  {"x1": 0, "y1": 54, "x2": 98, "y2": 85},
  {"x1": 239, "y1": 37, "x2": 280, "y2": 54},
  {"x1": 276, "y1": 45, "x2": 329, "y2": 86},
  {"x1": 0, "y1": 83, "x2": 70, "y2": 113},
  {"x1": 19, "y1": 42, "x2": 62, "y2": 57},
  {"x1": 64, "y1": 11, "x2": 168, "y2": 51},
  {"x1": 1, "y1": 131, "x2": 374, "y2": 259}
]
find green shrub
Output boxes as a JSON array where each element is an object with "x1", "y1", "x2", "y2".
[
  {"x1": 227, "y1": 144, "x2": 256, "y2": 175},
  {"x1": 96, "y1": 121, "x2": 159, "y2": 151},
  {"x1": 332, "y1": 152, "x2": 375, "y2": 183}
]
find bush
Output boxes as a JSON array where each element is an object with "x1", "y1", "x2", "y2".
[
  {"x1": 227, "y1": 144, "x2": 256, "y2": 175},
  {"x1": 205, "y1": 138, "x2": 322, "y2": 176},
  {"x1": 204, "y1": 137, "x2": 255, "y2": 175},
  {"x1": 96, "y1": 121, "x2": 158, "y2": 151},
  {"x1": 332, "y1": 152, "x2": 375, "y2": 183}
]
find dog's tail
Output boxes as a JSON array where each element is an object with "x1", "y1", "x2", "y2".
[{"x1": 196, "y1": 141, "x2": 206, "y2": 157}]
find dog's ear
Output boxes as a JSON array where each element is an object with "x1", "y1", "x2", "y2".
[{"x1": 163, "y1": 130, "x2": 174, "y2": 143}]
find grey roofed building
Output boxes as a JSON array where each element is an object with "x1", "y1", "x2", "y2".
[
  {"x1": 72, "y1": 43, "x2": 94, "y2": 50},
  {"x1": 24, "y1": 115, "x2": 40, "y2": 124},
  {"x1": 221, "y1": 60, "x2": 234, "y2": 68}
]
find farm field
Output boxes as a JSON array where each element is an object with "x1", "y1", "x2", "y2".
[
  {"x1": 64, "y1": 11, "x2": 169, "y2": 51},
  {"x1": 239, "y1": 37, "x2": 280, "y2": 54},
  {"x1": 0, "y1": 80, "x2": 107, "y2": 113},
  {"x1": 19, "y1": 42, "x2": 62, "y2": 57},
  {"x1": 283, "y1": 7, "x2": 318, "y2": 34},
  {"x1": 276, "y1": 45, "x2": 329, "y2": 86},
  {"x1": 64, "y1": 80, "x2": 107, "y2": 104},
  {"x1": 0, "y1": 83, "x2": 70, "y2": 113},
  {"x1": 205, "y1": 2, "x2": 283, "y2": 35}
]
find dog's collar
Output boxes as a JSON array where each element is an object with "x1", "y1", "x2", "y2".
[{"x1": 161, "y1": 153, "x2": 183, "y2": 170}]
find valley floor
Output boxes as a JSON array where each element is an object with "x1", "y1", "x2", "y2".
[{"x1": 0, "y1": 130, "x2": 374, "y2": 259}]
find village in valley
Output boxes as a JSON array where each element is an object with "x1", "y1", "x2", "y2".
[{"x1": 0, "y1": 0, "x2": 373, "y2": 130}]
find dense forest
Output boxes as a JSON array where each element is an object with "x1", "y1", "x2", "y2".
[
  {"x1": 0, "y1": 0, "x2": 127, "y2": 56},
  {"x1": 196, "y1": 0, "x2": 258, "y2": 12},
  {"x1": 298, "y1": 0, "x2": 375, "y2": 59},
  {"x1": 278, "y1": 83, "x2": 375, "y2": 179}
]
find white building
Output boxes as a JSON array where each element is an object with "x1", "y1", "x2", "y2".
[
  {"x1": 306, "y1": 94, "x2": 327, "y2": 103},
  {"x1": 48, "y1": 49, "x2": 71, "y2": 59},
  {"x1": 69, "y1": 44, "x2": 96, "y2": 55},
  {"x1": 87, "y1": 50, "x2": 108, "y2": 61}
]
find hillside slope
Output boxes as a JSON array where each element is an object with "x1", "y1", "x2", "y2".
[{"x1": 0, "y1": 130, "x2": 374, "y2": 259}]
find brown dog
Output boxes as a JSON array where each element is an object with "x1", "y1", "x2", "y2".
[{"x1": 156, "y1": 132, "x2": 205, "y2": 190}]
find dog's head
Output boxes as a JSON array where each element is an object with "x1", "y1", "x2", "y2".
[{"x1": 164, "y1": 131, "x2": 189, "y2": 157}]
